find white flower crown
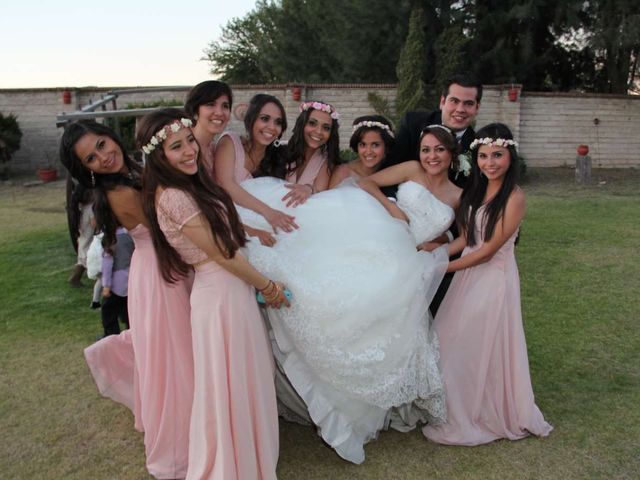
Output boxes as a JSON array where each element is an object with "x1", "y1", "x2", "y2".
[
  {"x1": 300, "y1": 101, "x2": 340, "y2": 120},
  {"x1": 141, "y1": 118, "x2": 193, "y2": 155},
  {"x1": 352, "y1": 120, "x2": 395, "y2": 138},
  {"x1": 470, "y1": 137, "x2": 519, "y2": 150}
]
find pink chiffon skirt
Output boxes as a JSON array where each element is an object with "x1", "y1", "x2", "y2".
[
  {"x1": 186, "y1": 261, "x2": 278, "y2": 480},
  {"x1": 84, "y1": 225, "x2": 194, "y2": 479},
  {"x1": 423, "y1": 240, "x2": 552, "y2": 445}
]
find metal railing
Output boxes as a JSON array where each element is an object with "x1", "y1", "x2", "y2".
[{"x1": 55, "y1": 87, "x2": 187, "y2": 127}]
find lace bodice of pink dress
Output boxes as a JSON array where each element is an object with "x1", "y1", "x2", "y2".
[{"x1": 156, "y1": 188, "x2": 208, "y2": 265}]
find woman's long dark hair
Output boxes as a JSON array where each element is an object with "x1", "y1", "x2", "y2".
[
  {"x1": 456, "y1": 123, "x2": 520, "y2": 246},
  {"x1": 284, "y1": 102, "x2": 341, "y2": 180},
  {"x1": 59, "y1": 120, "x2": 142, "y2": 250},
  {"x1": 242, "y1": 94, "x2": 289, "y2": 179},
  {"x1": 138, "y1": 108, "x2": 246, "y2": 283}
]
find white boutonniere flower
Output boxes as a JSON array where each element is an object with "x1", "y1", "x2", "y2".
[{"x1": 457, "y1": 152, "x2": 472, "y2": 178}]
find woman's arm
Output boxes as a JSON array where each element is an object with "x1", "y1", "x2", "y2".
[
  {"x1": 181, "y1": 214, "x2": 289, "y2": 307},
  {"x1": 215, "y1": 136, "x2": 298, "y2": 233},
  {"x1": 357, "y1": 162, "x2": 420, "y2": 222},
  {"x1": 359, "y1": 178, "x2": 409, "y2": 222},
  {"x1": 447, "y1": 190, "x2": 525, "y2": 273}
]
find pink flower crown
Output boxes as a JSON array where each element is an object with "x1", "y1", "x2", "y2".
[
  {"x1": 299, "y1": 101, "x2": 340, "y2": 120},
  {"x1": 141, "y1": 118, "x2": 193, "y2": 155}
]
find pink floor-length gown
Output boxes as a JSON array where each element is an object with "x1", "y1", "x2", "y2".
[
  {"x1": 157, "y1": 188, "x2": 279, "y2": 480},
  {"x1": 423, "y1": 206, "x2": 553, "y2": 445},
  {"x1": 84, "y1": 224, "x2": 194, "y2": 479}
]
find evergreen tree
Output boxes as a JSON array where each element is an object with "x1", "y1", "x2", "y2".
[{"x1": 395, "y1": 6, "x2": 429, "y2": 118}]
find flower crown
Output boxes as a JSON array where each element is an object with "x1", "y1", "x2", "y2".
[
  {"x1": 423, "y1": 124, "x2": 452, "y2": 135},
  {"x1": 470, "y1": 137, "x2": 519, "y2": 150},
  {"x1": 352, "y1": 120, "x2": 395, "y2": 138},
  {"x1": 141, "y1": 118, "x2": 193, "y2": 154},
  {"x1": 300, "y1": 101, "x2": 340, "y2": 120}
]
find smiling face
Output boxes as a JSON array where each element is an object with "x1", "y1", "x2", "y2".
[
  {"x1": 439, "y1": 83, "x2": 480, "y2": 132},
  {"x1": 477, "y1": 145, "x2": 511, "y2": 181},
  {"x1": 419, "y1": 133, "x2": 453, "y2": 175},
  {"x1": 303, "y1": 110, "x2": 332, "y2": 151},
  {"x1": 357, "y1": 130, "x2": 386, "y2": 170},
  {"x1": 74, "y1": 133, "x2": 125, "y2": 175},
  {"x1": 163, "y1": 127, "x2": 200, "y2": 175},
  {"x1": 251, "y1": 102, "x2": 284, "y2": 147},
  {"x1": 196, "y1": 94, "x2": 231, "y2": 135}
]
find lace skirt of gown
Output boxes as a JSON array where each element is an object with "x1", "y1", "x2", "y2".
[{"x1": 237, "y1": 177, "x2": 449, "y2": 464}]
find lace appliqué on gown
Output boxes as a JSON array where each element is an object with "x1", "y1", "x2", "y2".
[{"x1": 237, "y1": 177, "x2": 452, "y2": 463}]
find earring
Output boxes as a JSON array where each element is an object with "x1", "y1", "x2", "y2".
[
  {"x1": 273, "y1": 139, "x2": 281, "y2": 148},
  {"x1": 90, "y1": 170, "x2": 95, "y2": 187},
  {"x1": 193, "y1": 114, "x2": 198, "y2": 121}
]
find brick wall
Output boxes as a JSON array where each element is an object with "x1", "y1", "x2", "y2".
[
  {"x1": 519, "y1": 92, "x2": 640, "y2": 167},
  {"x1": 1, "y1": 84, "x2": 638, "y2": 173}
]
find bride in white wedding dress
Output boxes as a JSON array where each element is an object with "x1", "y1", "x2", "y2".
[{"x1": 237, "y1": 122, "x2": 462, "y2": 463}]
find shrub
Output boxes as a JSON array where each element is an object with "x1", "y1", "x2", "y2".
[
  {"x1": 105, "y1": 99, "x2": 183, "y2": 152},
  {"x1": 0, "y1": 113, "x2": 23, "y2": 164}
]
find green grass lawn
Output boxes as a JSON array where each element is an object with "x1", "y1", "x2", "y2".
[{"x1": 1, "y1": 168, "x2": 638, "y2": 479}]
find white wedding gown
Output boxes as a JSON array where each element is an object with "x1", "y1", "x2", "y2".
[{"x1": 237, "y1": 177, "x2": 454, "y2": 464}]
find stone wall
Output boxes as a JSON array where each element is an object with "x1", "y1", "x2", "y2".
[{"x1": 1, "y1": 84, "x2": 638, "y2": 173}]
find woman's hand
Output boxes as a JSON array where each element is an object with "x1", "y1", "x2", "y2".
[
  {"x1": 264, "y1": 208, "x2": 298, "y2": 233},
  {"x1": 417, "y1": 241, "x2": 441, "y2": 252},
  {"x1": 244, "y1": 224, "x2": 276, "y2": 247},
  {"x1": 101, "y1": 286, "x2": 111, "y2": 298},
  {"x1": 260, "y1": 281, "x2": 291, "y2": 309},
  {"x1": 282, "y1": 183, "x2": 313, "y2": 207},
  {"x1": 252, "y1": 228, "x2": 276, "y2": 247}
]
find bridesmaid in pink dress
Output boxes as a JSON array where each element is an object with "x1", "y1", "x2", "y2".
[
  {"x1": 184, "y1": 80, "x2": 232, "y2": 177},
  {"x1": 138, "y1": 108, "x2": 289, "y2": 480},
  {"x1": 214, "y1": 94, "x2": 295, "y2": 247},
  {"x1": 60, "y1": 122, "x2": 194, "y2": 478},
  {"x1": 278, "y1": 100, "x2": 341, "y2": 205},
  {"x1": 422, "y1": 123, "x2": 553, "y2": 445}
]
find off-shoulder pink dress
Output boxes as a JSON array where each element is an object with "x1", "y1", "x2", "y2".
[
  {"x1": 423, "y1": 207, "x2": 552, "y2": 445},
  {"x1": 84, "y1": 224, "x2": 194, "y2": 479},
  {"x1": 157, "y1": 188, "x2": 278, "y2": 480}
]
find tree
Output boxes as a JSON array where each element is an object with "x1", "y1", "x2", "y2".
[
  {"x1": 204, "y1": 0, "x2": 638, "y2": 94},
  {"x1": 395, "y1": 6, "x2": 429, "y2": 117},
  {"x1": 203, "y1": 2, "x2": 279, "y2": 83},
  {"x1": 204, "y1": 0, "x2": 412, "y2": 84}
]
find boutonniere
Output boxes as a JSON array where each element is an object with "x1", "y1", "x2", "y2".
[{"x1": 456, "y1": 152, "x2": 472, "y2": 179}]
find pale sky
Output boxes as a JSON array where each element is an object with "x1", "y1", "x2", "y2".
[{"x1": 0, "y1": 1, "x2": 258, "y2": 88}]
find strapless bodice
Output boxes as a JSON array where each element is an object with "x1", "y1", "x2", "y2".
[{"x1": 396, "y1": 181, "x2": 455, "y2": 244}]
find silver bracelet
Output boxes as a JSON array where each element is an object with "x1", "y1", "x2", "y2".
[{"x1": 445, "y1": 230, "x2": 454, "y2": 242}]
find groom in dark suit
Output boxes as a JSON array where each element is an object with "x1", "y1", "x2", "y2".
[
  {"x1": 385, "y1": 73, "x2": 483, "y2": 188},
  {"x1": 385, "y1": 73, "x2": 483, "y2": 315}
]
